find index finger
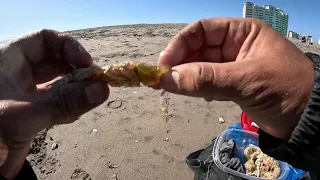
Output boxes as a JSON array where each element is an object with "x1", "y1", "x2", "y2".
[
  {"x1": 158, "y1": 17, "x2": 257, "y2": 67},
  {"x1": 14, "y1": 29, "x2": 92, "y2": 68}
]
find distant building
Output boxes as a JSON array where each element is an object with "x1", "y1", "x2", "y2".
[
  {"x1": 243, "y1": 2, "x2": 289, "y2": 36},
  {"x1": 287, "y1": 30, "x2": 301, "y2": 40},
  {"x1": 318, "y1": 39, "x2": 320, "y2": 45}
]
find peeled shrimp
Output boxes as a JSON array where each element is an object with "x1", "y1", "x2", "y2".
[{"x1": 51, "y1": 61, "x2": 171, "y2": 88}]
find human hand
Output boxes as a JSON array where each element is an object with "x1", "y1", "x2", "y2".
[
  {"x1": 157, "y1": 18, "x2": 314, "y2": 140},
  {"x1": 0, "y1": 30, "x2": 109, "y2": 179}
]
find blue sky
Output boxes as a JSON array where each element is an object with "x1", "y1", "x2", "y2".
[{"x1": 0, "y1": 0, "x2": 319, "y2": 42}]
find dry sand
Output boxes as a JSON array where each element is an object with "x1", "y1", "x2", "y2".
[{"x1": 26, "y1": 24, "x2": 320, "y2": 180}]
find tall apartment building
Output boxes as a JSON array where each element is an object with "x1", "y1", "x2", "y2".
[{"x1": 243, "y1": 2, "x2": 289, "y2": 36}]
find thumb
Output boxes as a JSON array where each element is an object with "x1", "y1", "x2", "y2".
[
  {"x1": 160, "y1": 62, "x2": 245, "y2": 101},
  {"x1": 0, "y1": 82, "x2": 109, "y2": 141},
  {"x1": 26, "y1": 81, "x2": 109, "y2": 132},
  {"x1": 46, "y1": 81, "x2": 109, "y2": 125}
]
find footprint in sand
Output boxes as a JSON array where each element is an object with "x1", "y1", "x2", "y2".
[{"x1": 70, "y1": 168, "x2": 92, "y2": 180}]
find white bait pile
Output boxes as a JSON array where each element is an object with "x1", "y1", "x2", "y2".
[{"x1": 244, "y1": 144, "x2": 281, "y2": 179}]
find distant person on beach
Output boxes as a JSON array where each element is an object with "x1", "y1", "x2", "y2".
[{"x1": 0, "y1": 17, "x2": 320, "y2": 179}]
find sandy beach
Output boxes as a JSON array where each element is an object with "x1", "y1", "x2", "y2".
[{"x1": 26, "y1": 24, "x2": 320, "y2": 180}]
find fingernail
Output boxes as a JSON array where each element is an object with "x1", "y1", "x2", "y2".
[
  {"x1": 159, "y1": 51, "x2": 165, "y2": 57},
  {"x1": 161, "y1": 71, "x2": 180, "y2": 91},
  {"x1": 85, "y1": 83, "x2": 106, "y2": 104}
]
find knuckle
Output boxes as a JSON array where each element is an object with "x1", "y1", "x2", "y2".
[
  {"x1": 194, "y1": 64, "x2": 204, "y2": 92},
  {"x1": 194, "y1": 63, "x2": 214, "y2": 92},
  {"x1": 47, "y1": 83, "x2": 89, "y2": 124},
  {"x1": 48, "y1": 87, "x2": 75, "y2": 122},
  {"x1": 179, "y1": 20, "x2": 206, "y2": 51}
]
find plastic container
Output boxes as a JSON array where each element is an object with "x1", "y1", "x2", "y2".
[{"x1": 212, "y1": 128, "x2": 290, "y2": 180}]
